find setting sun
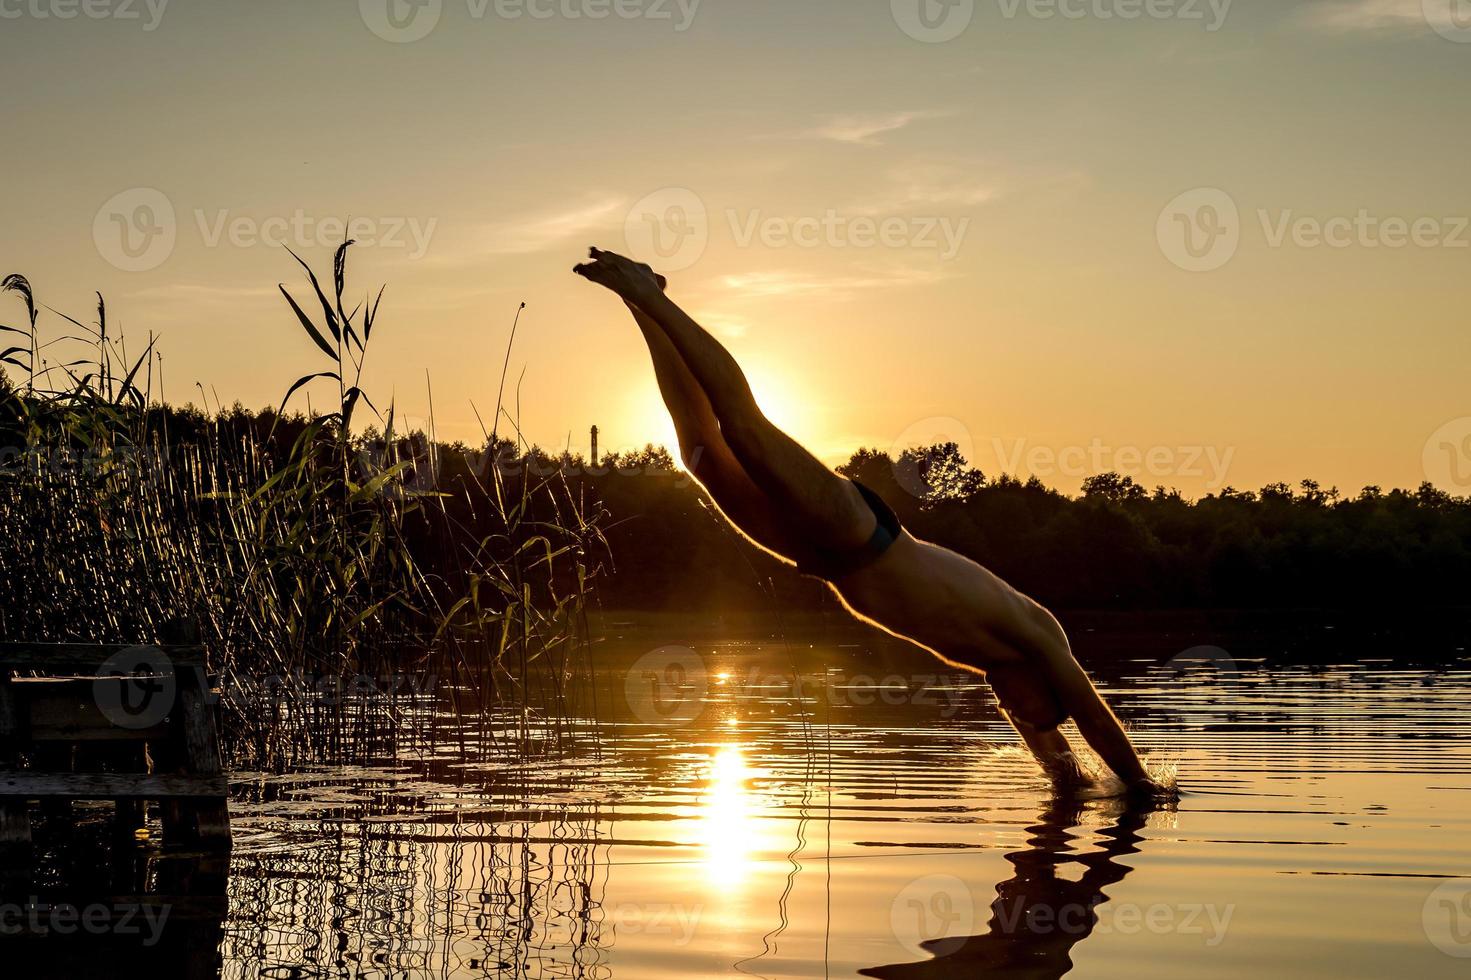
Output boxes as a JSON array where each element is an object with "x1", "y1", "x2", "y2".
[{"x1": 621, "y1": 350, "x2": 812, "y2": 467}]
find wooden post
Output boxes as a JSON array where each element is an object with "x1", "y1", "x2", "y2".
[
  {"x1": 171, "y1": 666, "x2": 230, "y2": 849},
  {"x1": 0, "y1": 675, "x2": 32, "y2": 893}
]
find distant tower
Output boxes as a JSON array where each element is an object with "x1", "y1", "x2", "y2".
[{"x1": 590, "y1": 425, "x2": 599, "y2": 467}]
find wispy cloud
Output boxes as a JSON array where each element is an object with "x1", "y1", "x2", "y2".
[
  {"x1": 1297, "y1": 0, "x2": 1433, "y2": 34},
  {"x1": 803, "y1": 110, "x2": 952, "y2": 146},
  {"x1": 851, "y1": 160, "x2": 1001, "y2": 215},
  {"x1": 712, "y1": 266, "x2": 950, "y2": 301},
  {"x1": 452, "y1": 197, "x2": 628, "y2": 260},
  {"x1": 843, "y1": 157, "x2": 1091, "y2": 217}
]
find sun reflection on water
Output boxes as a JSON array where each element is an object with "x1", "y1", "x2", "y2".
[{"x1": 700, "y1": 744, "x2": 759, "y2": 887}]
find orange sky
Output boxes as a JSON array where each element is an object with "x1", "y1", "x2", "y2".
[{"x1": 3, "y1": 0, "x2": 1469, "y2": 496}]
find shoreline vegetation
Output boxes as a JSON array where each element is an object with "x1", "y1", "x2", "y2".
[
  {"x1": 3, "y1": 250, "x2": 1467, "y2": 764},
  {"x1": 0, "y1": 247, "x2": 599, "y2": 769}
]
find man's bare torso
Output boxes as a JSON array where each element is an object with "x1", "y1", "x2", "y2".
[{"x1": 831, "y1": 531, "x2": 1073, "y2": 730}]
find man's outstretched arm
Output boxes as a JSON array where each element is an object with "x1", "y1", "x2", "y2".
[{"x1": 1011, "y1": 605, "x2": 1158, "y2": 791}]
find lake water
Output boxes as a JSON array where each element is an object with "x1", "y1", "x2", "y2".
[{"x1": 24, "y1": 612, "x2": 1471, "y2": 977}]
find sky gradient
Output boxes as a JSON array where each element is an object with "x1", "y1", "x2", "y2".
[{"x1": 3, "y1": 0, "x2": 1468, "y2": 495}]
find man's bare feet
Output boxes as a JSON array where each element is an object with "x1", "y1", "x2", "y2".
[{"x1": 573, "y1": 247, "x2": 666, "y2": 301}]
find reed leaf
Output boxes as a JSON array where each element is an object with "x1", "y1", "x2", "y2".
[{"x1": 278, "y1": 284, "x2": 340, "y2": 360}]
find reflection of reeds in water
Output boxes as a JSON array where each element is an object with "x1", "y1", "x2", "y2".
[
  {"x1": 0, "y1": 249, "x2": 601, "y2": 769},
  {"x1": 221, "y1": 780, "x2": 613, "y2": 978}
]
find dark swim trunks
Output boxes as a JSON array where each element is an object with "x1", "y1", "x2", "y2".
[{"x1": 797, "y1": 480, "x2": 902, "y2": 582}]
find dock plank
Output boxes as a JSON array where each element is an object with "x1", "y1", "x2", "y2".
[
  {"x1": 0, "y1": 644, "x2": 205, "y2": 671},
  {"x1": 0, "y1": 772, "x2": 227, "y2": 799}
]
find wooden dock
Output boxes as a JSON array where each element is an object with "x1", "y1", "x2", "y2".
[{"x1": 0, "y1": 642, "x2": 230, "y2": 851}]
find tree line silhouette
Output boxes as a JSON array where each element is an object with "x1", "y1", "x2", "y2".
[
  {"x1": 4, "y1": 373, "x2": 1464, "y2": 619},
  {"x1": 594, "y1": 440, "x2": 1471, "y2": 613},
  {"x1": 27, "y1": 402, "x2": 1457, "y2": 615}
]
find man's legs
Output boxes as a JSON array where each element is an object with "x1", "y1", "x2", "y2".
[
  {"x1": 623, "y1": 301, "x2": 806, "y2": 561},
  {"x1": 580, "y1": 249, "x2": 876, "y2": 559}
]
